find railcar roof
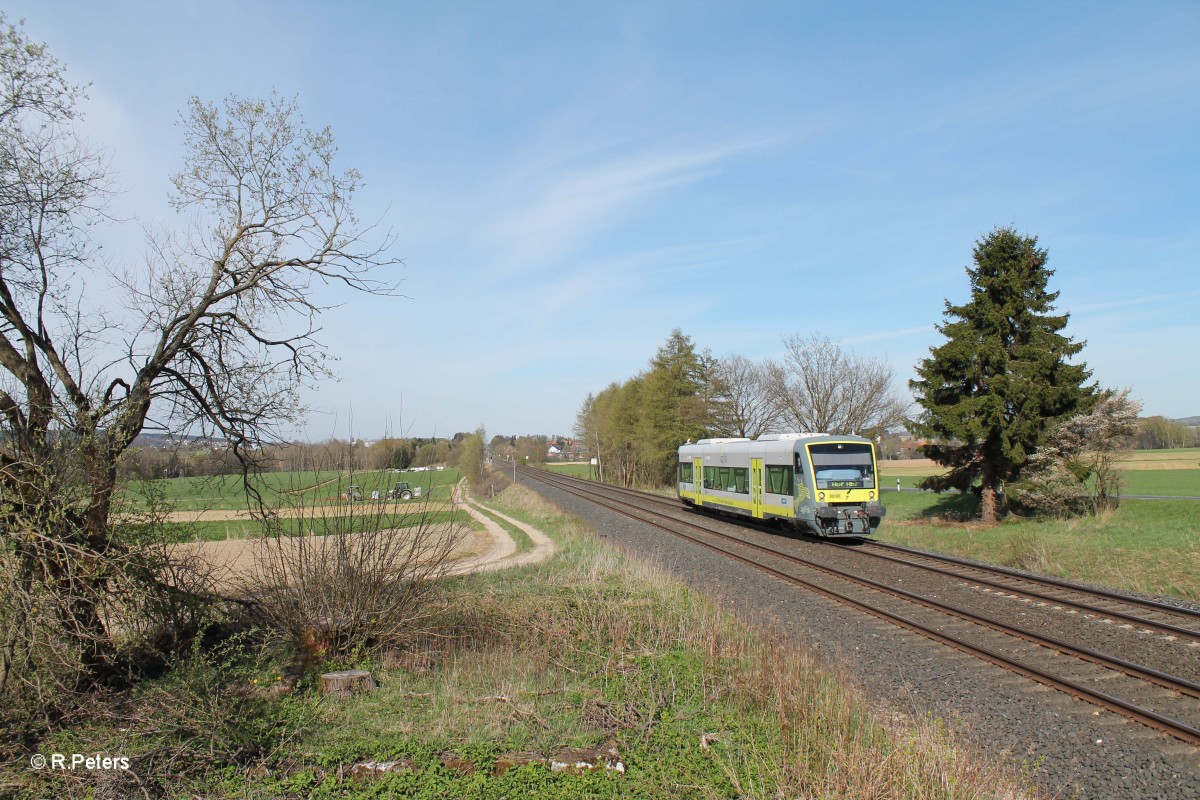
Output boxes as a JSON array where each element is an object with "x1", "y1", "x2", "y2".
[{"x1": 680, "y1": 432, "x2": 874, "y2": 456}]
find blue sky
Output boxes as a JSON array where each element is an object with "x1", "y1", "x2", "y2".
[{"x1": 9, "y1": 1, "x2": 1199, "y2": 439}]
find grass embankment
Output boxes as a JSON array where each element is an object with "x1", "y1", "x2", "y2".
[{"x1": 15, "y1": 483, "x2": 1031, "y2": 800}]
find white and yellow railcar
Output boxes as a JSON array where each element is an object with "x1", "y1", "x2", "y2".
[{"x1": 677, "y1": 433, "x2": 886, "y2": 538}]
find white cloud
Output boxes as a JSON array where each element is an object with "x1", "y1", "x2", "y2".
[{"x1": 492, "y1": 137, "x2": 774, "y2": 268}]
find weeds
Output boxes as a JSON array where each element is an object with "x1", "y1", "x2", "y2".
[{"x1": 6, "y1": 479, "x2": 1032, "y2": 799}]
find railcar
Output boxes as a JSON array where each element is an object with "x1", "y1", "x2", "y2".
[{"x1": 677, "y1": 433, "x2": 885, "y2": 538}]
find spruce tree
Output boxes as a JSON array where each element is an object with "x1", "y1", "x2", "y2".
[
  {"x1": 641, "y1": 329, "x2": 711, "y2": 484},
  {"x1": 909, "y1": 227, "x2": 1095, "y2": 522}
]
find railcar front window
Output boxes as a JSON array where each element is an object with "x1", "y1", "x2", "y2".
[{"x1": 807, "y1": 443, "x2": 876, "y2": 489}]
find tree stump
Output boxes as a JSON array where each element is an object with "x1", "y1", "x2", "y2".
[{"x1": 319, "y1": 669, "x2": 377, "y2": 697}]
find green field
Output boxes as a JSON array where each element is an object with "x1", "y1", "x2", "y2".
[
  {"x1": 543, "y1": 462, "x2": 593, "y2": 478},
  {"x1": 1119, "y1": 469, "x2": 1200, "y2": 496},
  {"x1": 124, "y1": 468, "x2": 463, "y2": 511},
  {"x1": 879, "y1": 453, "x2": 1199, "y2": 496}
]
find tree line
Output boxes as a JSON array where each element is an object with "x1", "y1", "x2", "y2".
[
  {"x1": 576, "y1": 227, "x2": 1153, "y2": 524},
  {"x1": 574, "y1": 329, "x2": 909, "y2": 488}
]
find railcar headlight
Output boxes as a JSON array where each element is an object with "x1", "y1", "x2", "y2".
[
  {"x1": 869, "y1": 491, "x2": 875, "y2": 500},
  {"x1": 818, "y1": 492, "x2": 825, "y2": 501}
]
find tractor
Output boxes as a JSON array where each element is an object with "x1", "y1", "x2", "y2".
[{"x1": 387, "y1": 482, "x2": 414, "y2": 500}]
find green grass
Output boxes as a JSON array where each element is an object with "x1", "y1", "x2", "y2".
[
  {"x1": 542, "y1": 462, "x2": 593, "y2": 479},
  {"x1": 257, "y1": 485, "x2": 1028, "y2": 799},
  {"x1": 1118, "y1": 469, "x2": 1200, "y2": 496},
  {"x1": 879, "y1": 472, "x2": 936, "y2": 490},
  {"x1": 122, "y1": 468, "x2": 463, "y2": 511},
  {"x1": 875, "y1": 449, "x2": 1200, "y2": 598},
  {"x1": 878, "y1": 491, "x2": 1200, "y2": 599},
  {"x1": 470, "y1": 506, "x2": 534, "y2": 553},
  {"x1": 15, "y1": 483, "x2": 1031, "y2": 800}
]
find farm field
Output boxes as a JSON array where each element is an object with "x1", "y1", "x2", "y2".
[
  {"x1": 542, "y1": 462, "x2": 593, "y2": 479},
  {"x1": 879, "y1": 449, "x2": 1200, "y2": 496},
  {"x1": 123, "y1": 467, "x2": 463, "y2": 512},
  {"x1": 1120, "y1": 469, "x2": 1200, "y2": 496},
  {"x1": 147, "y1": 509, "x2": 467, "y2": 543}
]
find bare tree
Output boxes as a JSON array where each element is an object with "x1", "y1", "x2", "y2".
[
  {"x1": 709, "y1": 354, "x2": 781, "y2": 438},
  {"x1": 765, "y1": 333, "x2": 908, "y2": 437},
  {"x1": 0, "y1": 16, "x2": 398, "y2": 693}
]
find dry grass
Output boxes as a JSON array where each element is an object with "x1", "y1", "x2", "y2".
[{"x1": 302, "y1": 482, "x2": 1034, "y2": 799}]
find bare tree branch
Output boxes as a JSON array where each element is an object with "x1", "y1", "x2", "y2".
[{"x1": 766, "y1": 333, "x2": 908, "y2": 437}]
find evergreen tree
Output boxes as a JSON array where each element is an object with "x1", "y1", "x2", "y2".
[
  {"x1": 909, "y1": 227, "x2": 1095, "y2": 522},
  {"x1": 640, "y1": 329, "x2": 711, "y2": 484}
]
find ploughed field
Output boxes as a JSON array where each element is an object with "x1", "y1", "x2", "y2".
[{"x1": 521, "y1": 465, "x2": 1200, "y2": 800}]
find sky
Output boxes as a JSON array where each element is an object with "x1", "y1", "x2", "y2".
[{"x1": 7, "y1": 1, "x2": 1199, "y2": 440}]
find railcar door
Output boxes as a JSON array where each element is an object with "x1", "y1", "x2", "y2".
[
  {"x1": 694, "y1": 458, "x2": 705, "y2": 507},
  {"x1": 750, "y1": 458, "x2": 764, "y2": 518}
]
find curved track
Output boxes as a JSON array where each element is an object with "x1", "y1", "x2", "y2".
[{"x1": 520, "y1": 466, "x2": 1200, "y2": 747}]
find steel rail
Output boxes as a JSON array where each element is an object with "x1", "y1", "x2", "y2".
[
  {"x1": 851, "y1": 542, "x2": 1200, "y2": 641},
  {"x1": 864, "y1": 540, "x2": 1200, "y2": 622},
  {"x1": 519, "y1": 466, "x2": 1200, "y2": 746}
]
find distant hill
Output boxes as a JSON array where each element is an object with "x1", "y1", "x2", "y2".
[{"x1": 1174, "y1": 417, "x2": 1200, "y2": 427}]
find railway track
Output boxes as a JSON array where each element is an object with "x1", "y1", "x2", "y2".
[{"x1": 518, "y1": 466, "x2": 1200, "y2": 747}]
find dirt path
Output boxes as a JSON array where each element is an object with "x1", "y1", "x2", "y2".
[{"x1": 444, "y1": 484, "x2": 557, "y2": 575}]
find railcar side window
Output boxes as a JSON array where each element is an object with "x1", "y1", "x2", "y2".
[
  {"x1": 765, "y1": 465, "x2": 794, "y2": 495},
  {"x1": 679, "y1": 462, "x2": 693, "y2": 483},
  {"x1": 703, "y1": 465, "x2": 748, "y2": 493}
]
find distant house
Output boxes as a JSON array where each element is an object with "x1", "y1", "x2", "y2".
[
  {"x1": 547, "y1": 444, "x2": 562, "y2": 458},
  {"x1": 895, "y1": 434, "x2": 932, "y2": 459}
]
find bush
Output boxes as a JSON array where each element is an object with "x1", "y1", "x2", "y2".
[{"x1": 243, "y1": 497, "x2": 468, "y2": 668}]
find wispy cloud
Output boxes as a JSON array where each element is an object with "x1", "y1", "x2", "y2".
[
  {"x1": 1066, "y1": 289, "x2": 1200, "y2": 316},
  {"x1": 492, "y1": 137, "x2": 774, "y2": 268},
  {"x1": 841, "y1": 326, "x2": 935, "y2": 346}
]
